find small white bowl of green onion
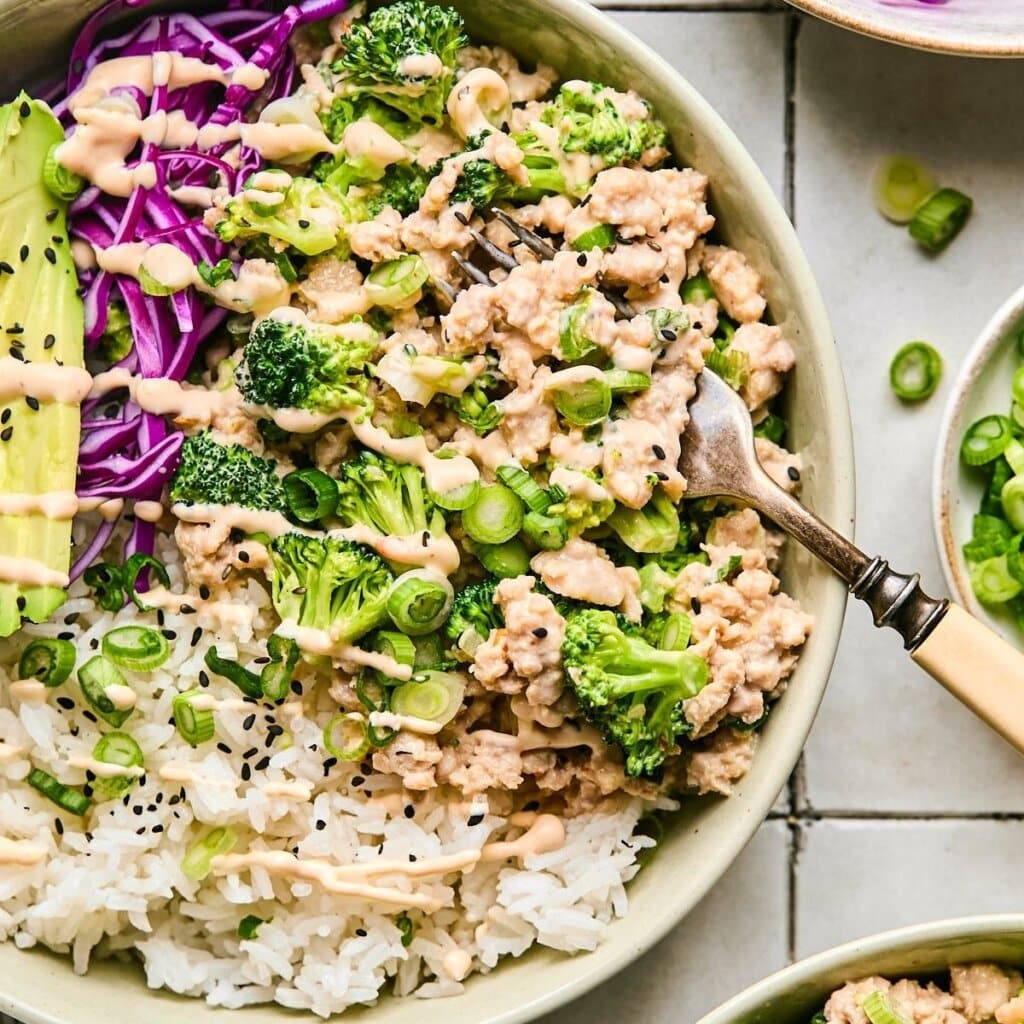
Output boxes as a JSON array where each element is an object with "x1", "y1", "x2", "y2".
[{"x1": 934, "y1": 283, "x2": 1024, "y2": 641}]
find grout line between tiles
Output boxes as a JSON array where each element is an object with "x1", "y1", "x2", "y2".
[
  {"x1": 782, "y1": 10, "x2": 800, "y2": 223},
  {"x1": 769, "y1": 810, "x2": 1024, "y2": 822}
]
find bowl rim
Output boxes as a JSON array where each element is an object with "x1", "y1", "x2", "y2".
[
  {"x1": 933, "y1": 282, "x2": 1024, "y2": 611},
  {"x1": 784, "y1": 0, "x2": 1024, "y2": 57},
  {"x1": 0, "y1": 0, "x2": 854, "y2": 1021},
  {"x1": 695, "y1": 913, "x2": 1024, "y2": 1024}
]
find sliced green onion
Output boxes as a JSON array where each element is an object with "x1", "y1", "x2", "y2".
[
  {"x1": 705, "y1": 347, "x2": 750, "y2": 390},
  {"x1": 428, "y1": 476, "x2": 480, "y2": 512},
  {"x1": 371, "y1": 630, "x2": 418, "y2": 684},
  {"x1": 681, "y1": 272, "x2": 715, "y2": 305},
  {"x1": 638, "y1": 562, "x2": 675, "y2": 613},
  {"x1": 1004, "y1": 476, "x2": 1024, "y2": 532},
  {"x1": 42, "y1": 143, "x2": 85, "y2": 201},
  {"x1": 27, "y1": 767, "x2": 90, "y2": 816},
  {"x1": 522, "y1": 511, "x2": 569, "y2": 551},
  {"x1": 138, "y1": 264, "x2": 186, "y2": 297},
  {"x1": 873, "y1": 156, "x2": 936, "y2": 224},
  {"x1": 102, "y1": 626, "x2": 169, "y2": 672},
  {"x1": 1006, "y1": 535, "x2": 1024, "y2": 585},
  {"x1": 411, "y1": 633, "x2": 448, "y2": 670},
  {"x1": 391, "y1": 670, "x2": 466, "y2": 726},
  {"x1": 604, "y1": 370, "x2": 651, "y2": 395},
  {"x1": 173, "y1": 689, "x2": 216, "y2": 748},
  {"x1": 260, "y1": 634, "x2": 300, "y2": 702},
  {"x1": 283, "y1": 468, "x2": 338, "y2": 523},
  {"x1": 496, "y1": 464, "x2": 551, "y2": 514},
  {"x1": 961, "y1": 415, "x2": 1013, "y2": 466},
  {"x1": 123, "y1": 554, "x2": 170, "y2": 611},
  {"x1": 861, "y1": 990, "x2": 911, "y2": 1024},
  {"x1": 714, "y1": 318, "x2": 736, "y2": 350},
  {"x1": 754, "y1": 413, "x2": 787, "y2": 446},
  {"x1": 356, "y1": 671, "x2": 389, "y2": 712},
  {"x1": 558, "y1": 295, "x2": 598, "y2": 362},
  {"x1": 365, "y1": 254, "x2": 429, "y2": 308},
  {"x1": 462, "y1": 484, "x2": 524, "y2": 545},
  {"x1": 549, "y1": 375, "x2": 612, "y2": 427},
  {"x1": 908, "y1": 188, "x2": 972, "y2": 253},
  {"x1": 83, "y1": 562, "x2": 125, "y2": 612},
  {"x1": 181, "y1": 826, "x2": 238, "y2": 881},
  {"x1": 659, "y1": 612, "x2": 692, "y2": 651},
  {"x1": 716, "y1": 553, "x2": 743, "y2": 582},
  {"x1": 970, "y1": 553, "x2": 1022, "y2": 605},
  {"x1": 396, "y1": 913, "x2": 414, "y2": 947},
  {"x1": 571, "y1": 224, "x2": 616, "y2": 252},
  {"x1": 889, "y1": 341, "x2": 942, "y2": 401},
  {"x1": 237, "y1": 915, "x2": 267, "y2": 940},
  {"x1": 323, "y1": 713, "x2": 372, "y2": 761},
  {"x1": 19, "y1": 638, "x2": 75, "y2": 687},
  {"x1": 204, "y1": 647, "x2": 263, "y2": 699},
  {"x1": 476, "y1": 538, "x2": 531, "y2": 577},
  {"x1": 91, "y1": 731, "x2": 144, "y2": 798},
  {"x1": 198, "y1": 258, "x2": 235, "y2": 289},
  {"x1": 366, "y1": 719, "x2": 398, "y2": 747},
  {"x1": 387, "y1": 569, "x2": 454, "y2": 636},
  {"x1": 1006, "y1": 440, "x2": 1024, "y2": 477},
  {"x1": 77, "y1": 656, "x2": 134, "y2": 728}
]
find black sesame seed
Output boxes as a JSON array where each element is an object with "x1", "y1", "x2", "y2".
[
  {"x1": 51, "y1": 235, "x2": 64, "y2": 246},
  {"x1": 647, "y1": 241, "x2": 663, "y2": 252},
  {"x1": 652, "y1": 444, "x2": 666, "y2": 460},
  {"x1": 132, "y1": 806, "x2": 143, "y2": 816},
  {"x1": 155, "y1": 793, "x2": 163, "y2": 804},
  {"x1": 190, "y1": 626, "x2": 202, "y2": 647},
  {"x1": 89, "y1": 638, "x2": 99, "y2": 649},
  {"x1": 64, "y1": 611, "x2": 80, "y2": 625},
  {"x1": 655, "y1": 471, "x2": 669, "y2": 481},
  {"x1": 46, "y1": 208, "x2": 59, "y2": 222},
  {"x1": 298, "y1": 219, "x2": 310, "y2": 229},
  {"x1": 19, "y1": 245, "x2": 28, "y2": 262},
  {"x1": 576, "y1": 253, "x2": 587, "y2": 267},
  {"x1": 57, "y1": 630, "x2": 73, "y2": 640},
  {"x1": 0, "y1": 410, "x2": 9, "y2": 425},
  {"x1": 83, "y1": 710, "x2": 97, "y2": 723},
  {"x1": 18, "y1": 101, "x2": 29, "y2": 118},
  {"x1": 691, "y1": 597, "x2": 702, "y2": 615},
  {"x1": 256, "y1": 755, "x2": 272, "y2": 771},
  {"x1": 180, "y1": 604, "x2": 196, "y2": 615},
  {"x1": 351, "y1": 775, "x2": 364, "y2": 786},
  {"x1": 135, "y1": 827, "x2": 145, "y2": 836},
  {"x1": 787, "y1": 466, "x2": 801, "y2": 482},
  {"x1": 217, "y1": 742, "x2": 232, "y2": 754},
  {"x1": 268, "y1": 724, "x2": 284, "y2": 738},
  {"x1": 44, "y1": 248, "x2": 56, "y2": 265},
  {"x1": 147, "y1": 804, "x2": 157, "y2": 813},
  {"x1": 152, "y1": 824, "x2": 164, "y2": 833},
  {"x1": 199, "y1": 584, "x2": 211, "y2": 600},
  {"x1": 356, "y1": 927, "x2": 368, "y2": 936},
  {"x1": 168, "y1": 794, "x2": 181, "y2": 806},
  {"x1": 0, "y1": 262, "x2": 13, "y2": 274},
  {"x1": 532, "y1": 627, "x2": 548, "y2": 638},
  {"x1": 199, "y1": 670, "x2": 210, "y2": 688},
  {"x1": 453, "y1": 210, "x2": 469, "y2": 226},
  {"x1": 243, "y1": 714, "x2": 256, "y2": 730},
  {"x1": 54, "y1": 817, "x2": 64, "y2": 835},
  {"x1": 408, "y1": 854, "x2": 417, "y2": 862},
  {"x1": 15, "y1": 594, "x2": 24, "y2": 610},
  {"x1": 290, "y1": 679, "x2": 303, "y2": 696},
  {"x1": 253, "y1": 656, "x2": 271, "y2": 665},
  {"x1": 241, "y1": 763, "x2": 252, "y2": 782},
  {"x1": 76, "y1": 285, "x2": 88, "y2": 298},
  {"x1": 82, "y1": 784, "x2": 93, "y2": 797},
  {"x1": 660, "y1": 329, "x2": 677, "y2": 342},
  {"x1": 156, "y1": 610, "x2": 166, "y2": 627},
  {"x1": 467, "y1": 813, "x2": 484, "y2": 826},
  {"x1": 237, "y1": 550, "x2": 250, "y2": 564},
  {"x1": 161, "y1": 629, "x2": 176, "y2": 640},
  {"x1": 315, "y1": 819, "x2": 326, "y2": 831},
  {"x1": 243, "y1": 746, "x2": 258, "y2": 759},
  {"x1": 404, "y1": 804, "x2": 414, "y2": 819},
  {"x1": 56, "y1": 697, "x2": 75, "y2": 710},
  {"x1": 323, "y1": 756, "x2": 338, "y2": 771},
  {"x1": 8, "y1": 349, "x2": 22, "y2": 363},
  {"x1": 421, "y1": 530, "x2": 430, "y2": 547}
]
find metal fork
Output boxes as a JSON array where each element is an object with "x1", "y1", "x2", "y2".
[{"x1": 449, "y1": 210, "x2": 1024, "y2": 755}]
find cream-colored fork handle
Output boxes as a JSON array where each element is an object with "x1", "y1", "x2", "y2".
[{"x1": 913, "y1": 603, "x2": 1024, "y2": 752}]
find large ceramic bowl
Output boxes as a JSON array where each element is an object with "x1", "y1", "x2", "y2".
[
  {"x1": 784, "y1": 0, "x2": 1024, "y2": 57},
  {"x1": 0, "y1": 1, "x2": 854, "y2": 1022},
  {"x1": 933, "y1": 284, "x2": 1024, "y2": 642},
  {"x1": 697, "y1": 915, "x2": 1024, "y2": 1024}
]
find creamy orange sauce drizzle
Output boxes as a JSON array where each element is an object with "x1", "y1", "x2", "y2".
[
  {"x1": 7, "y1": 678, "x2": 50, "y2": 703},
  {"x1": 142, "y1": 586, "x2": 256, "y2": 629},
  {"x1": 0, "y1": 491, "x2": 79, "y2": 520},
  {"x1": 274, "y1": 622, "x2": 414, "y2": 680},
  {"x1": 0, "y1": 358, "x2": 93, "y2": 404},
  {"x1": 369, "y1": 710, "x2": 444, "y2": 736},
  {"x1": 158, "y1": 761, "x2": 236, "y2": 789},
  {"x1": 68, "y1": 754, "x2": 144, "y2": 779}
]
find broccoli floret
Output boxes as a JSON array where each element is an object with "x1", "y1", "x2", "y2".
[
  {"x1": 331, "y1": 0, "x2": 467, "y2": 126},
  {"x1": 320, "y1": 95, "x2": 419, "y2": 145},
  {"x1": 442, "y1": 373, "x2": 504, "y2": 435},
  {"x1": 216, "y1": 175, "x2": 350, "y2": 257},
  {"x1": 562, "y1": 608, "x2": 708, "y2": 777},
  {"x1": 606, "y1": 489, "x2": 681, "y2": 554},
  {"x1": 170, "y1": 431, "x2": 287, "y2": 512},
  {"x1": 268, "y1": 533, "x2": 393, "y2": 645},
  {"x1": 444, "y1": 577, "x2": 501, "y2": 643},
  {"x1": 542, "y1": 81, "x2": 667, "y2": 166},
  {"x1": 336, "y1": 449, "x2": 448, "y2": 543},
  {"x1": 451, "y1": 143, "x2": 568, "y2": 209},
  {"x1": 94, "y1": 301, "x2": 133, "y2": 365},
  {"x1": 546, "y1": 470, "x2": 615, "y2": 536},
  {"x1": 236, "y1": 312, "x2": 379, "y2": 418}
]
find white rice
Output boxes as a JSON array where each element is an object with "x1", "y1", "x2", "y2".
[{"x1": 0, "y1": 534, "x2": 662, "y2": 1016}]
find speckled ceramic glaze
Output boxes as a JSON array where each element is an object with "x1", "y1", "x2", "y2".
[
  {"x1": 785, "y1": 0, "x2": 1024, "y2": 56},
  {"x1": 934, "y1": 284, "x2": 1024, "y2": 644},
  {"x1": 696, "y1": 916, "x2": 1024, "y2": 1024},
  {"x1": 0, "y1": 1, "x2": 854, "y2": 1022}
]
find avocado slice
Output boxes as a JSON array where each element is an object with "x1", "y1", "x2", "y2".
[{"x1": 0, "y1": 93, "x2": 85, "y2": 636}]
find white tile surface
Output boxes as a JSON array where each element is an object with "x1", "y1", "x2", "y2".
[
  {"x1": 795, "y1": 17, "x2": 1024, "y2": 813},
  {"x1": 795, "y1": 819, "x2": 1024, "y2": 958},
  {"x1": 541, "y1": 821, "x2": 791, "y2": 1024}
]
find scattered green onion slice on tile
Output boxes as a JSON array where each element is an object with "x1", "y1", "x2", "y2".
[
  {"x1": 570, "y1": 223, "x2": 616, "y2": 252},
  {"x1": 91, "y1": 731, "x2": 144, "y2": 797},
  {"x1": 181, "y1": 826, "x2": 238, "y2": 881},
  {"x1": 889, "y1": 341, "x2": 942, "y2": 402},
  {"x1": 961, "y1": 415, "x2": 1013, "y2": 466},
  {"x1": 462, "y1": 484, "x2": 524, "y2": 545},
  {"x1": 390, "y1": 670, "x2": 465, "y2": 726},
  {"x1": 496, "y1": 464, "x2": 551, "y2": 514},
  {"x1": 476, "y1": 538, "x2": 531, "y2": 578},
  {"x1": 908, "y1": 188, "x2": 973, "y2": 253},
  {"x1": 77, "y1": 655, "x2": 134, "y2": 728},
  {"x1": 27, "y1": 767, "x2": 90, "y2": 816},
  {"x1": 173, "y1": 689, "x2": 216, "y2": 748},
  {"x1": 102, "y1": 626, "x2": 169, "y2": 672},
  {"x1": 872, "y1": 156, "x2": 936, "y2": 224},
  {"x1": 283, "y1": 468, "x2": 338, "y2": 523},
  {"x1": 323, "y1": 714, "x2": 372, "y2": 761},
  {"x1": 386, "y1": 570, "x2": 454, "y2": 636},
  {"x1": 19, "y1": 638, "x2": 75, "y2": 687}
]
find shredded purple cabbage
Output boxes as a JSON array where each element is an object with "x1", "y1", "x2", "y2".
[{"x1": 64, "y1": 0, "x2": 349, "y2": 579}]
